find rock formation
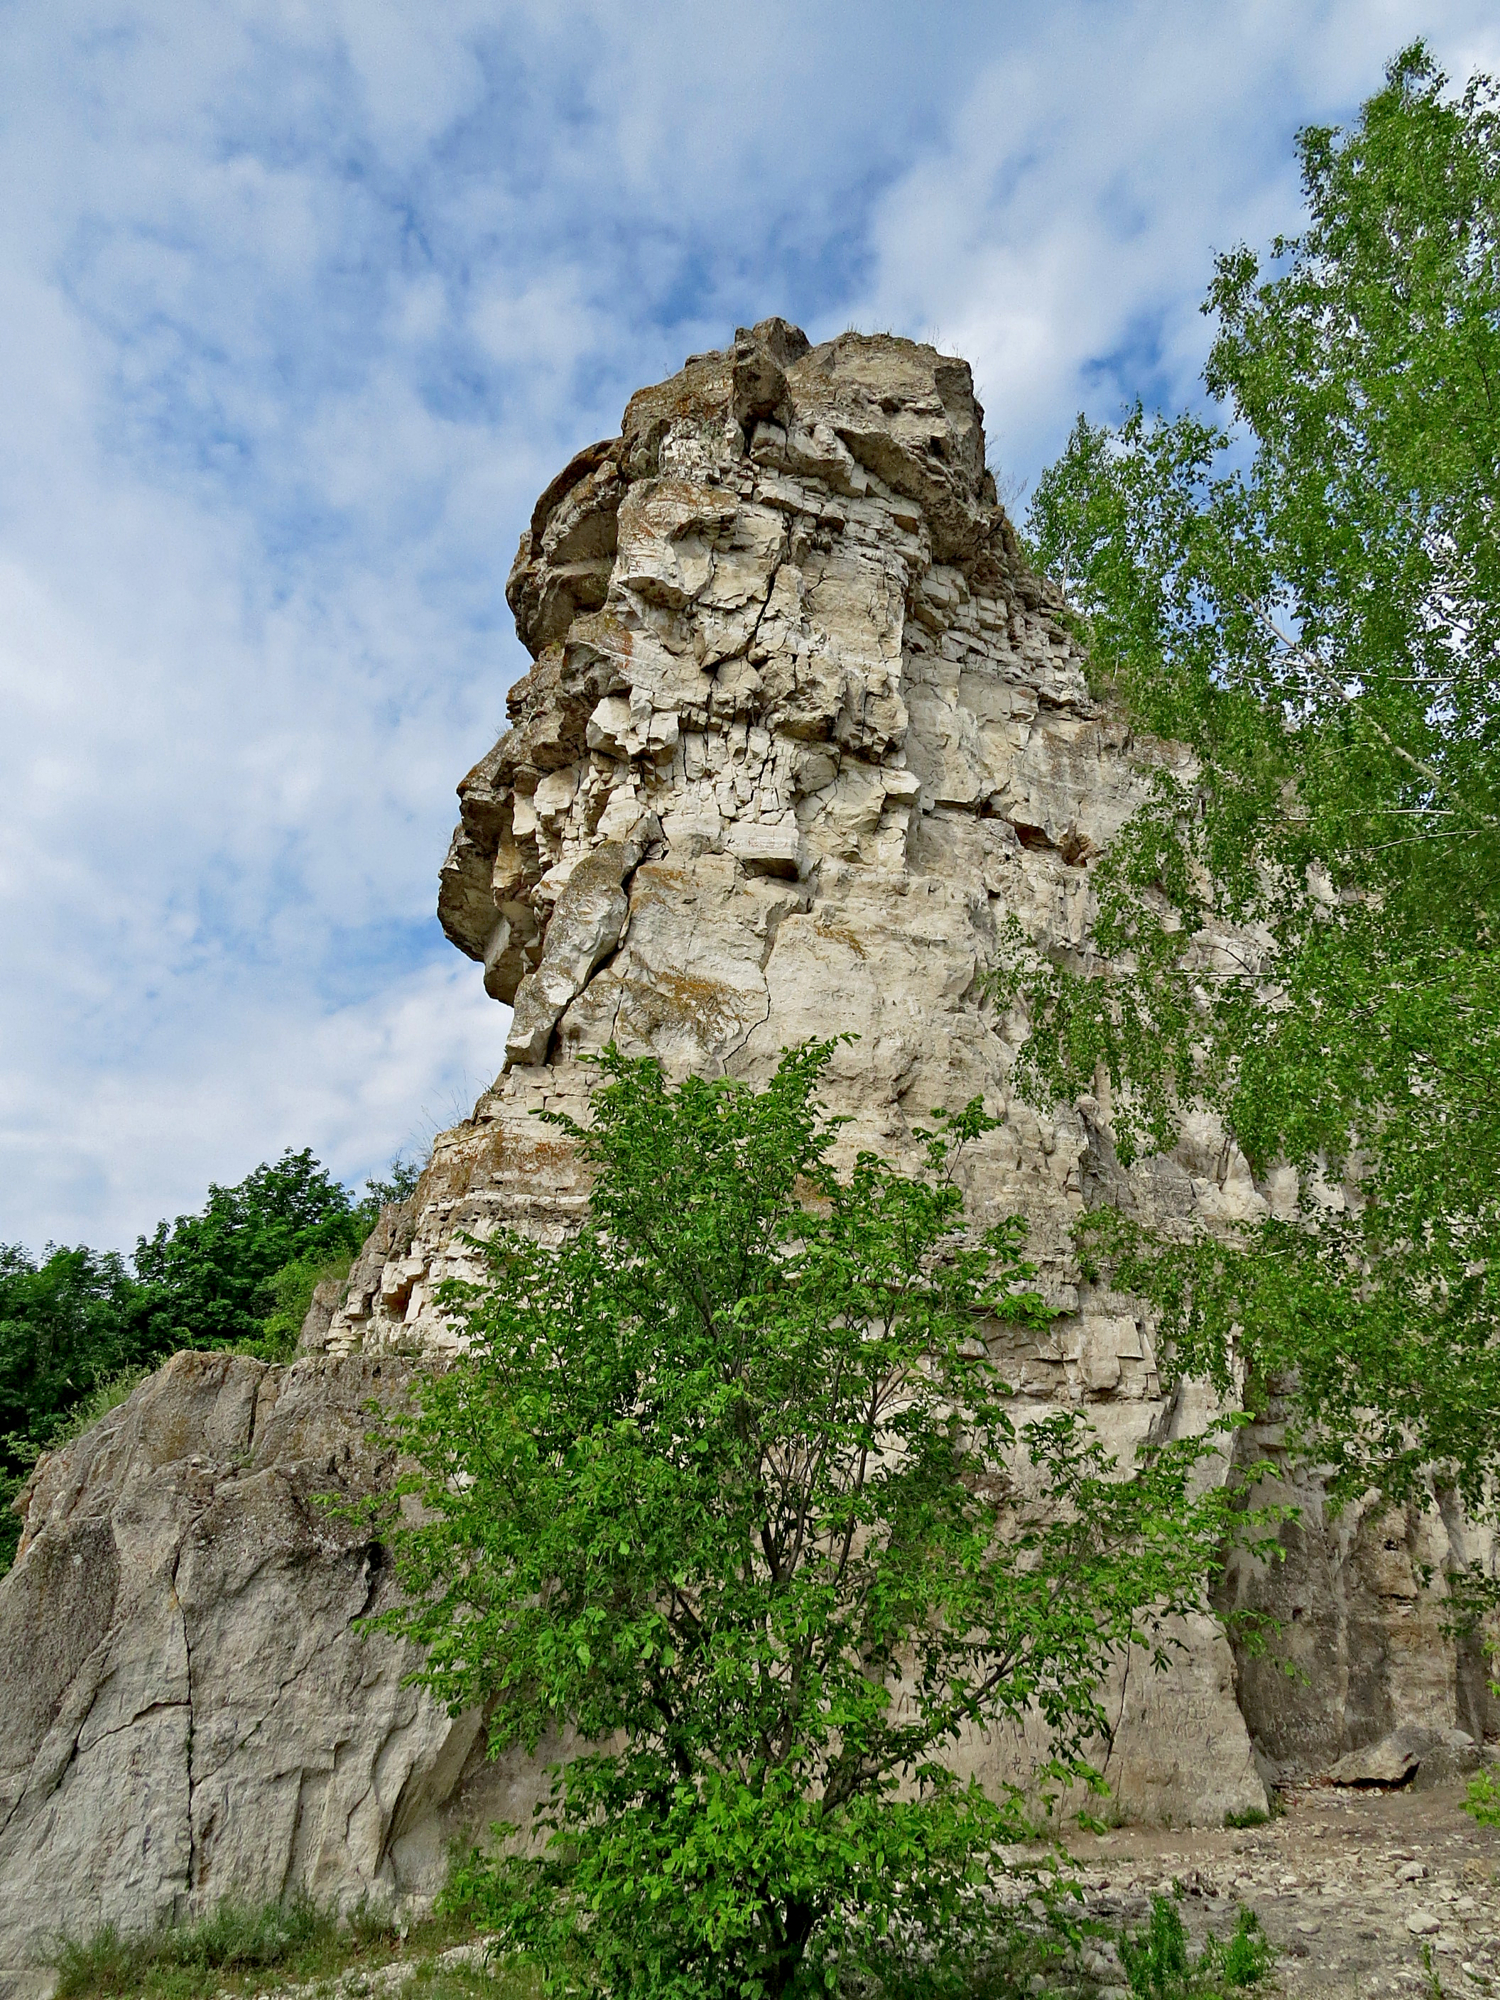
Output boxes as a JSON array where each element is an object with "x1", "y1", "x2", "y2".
[
  {"x1": 0, "y1": 1353, "x2": 556, "y2": 1996},
  {"x1": 322, "y1": 314, "x2": 1495, "y2": 1778},
  {"x1": 3, "y1": 321, "x2": 1493, "y2": 1989}
]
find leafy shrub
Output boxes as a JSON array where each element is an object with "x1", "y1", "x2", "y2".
[
  {"x1": 1119, "y1": 1896, "x2": 1270, "y2": 1998},
  {"x1": 1463, "y1": 1767, "x2": 1500, "y2": 1827},
  {"x1": 244, "y1": 1250, "x2": 358, "y2": 1362}
]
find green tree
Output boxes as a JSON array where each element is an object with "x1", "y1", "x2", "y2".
[
  {"x1": 0, "y1": 1243, "x2": 141, "y2": 1448},
  {"x1": 3, "y1": 1147, "x2": 416, "y2": 1565},
  {"x1": 0, "y1": 1243, "x2": 146, "y2": 1564},
  {"x1": 357, "y1": 1155, "x2": 423, "y2": 1219},
  {"x1": 375, "y1": 1043, "x2": 1258, "y2": 2000},
  {"x1": 132, "y1": 1148, "x2": 368, "y2": 1351},
  {"x1": 249, "y1": 1154, "x2": 425, "y2": 1362},
  {"x1": 1019, "y1": 45, "x2": 1500, "y2": 1525}
]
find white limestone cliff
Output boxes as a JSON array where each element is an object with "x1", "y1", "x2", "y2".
[{"x1": 315, "y1": 316, "x2": 1491, "y2": 1801}]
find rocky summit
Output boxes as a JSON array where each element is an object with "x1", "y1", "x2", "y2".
[{"x1": 1, "y1": 322, "x2": 1492, "y2": 1992}]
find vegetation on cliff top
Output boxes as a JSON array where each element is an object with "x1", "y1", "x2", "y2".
[{"x1": 0, "y1": 1148, "x2": 420, "y2": 1567}]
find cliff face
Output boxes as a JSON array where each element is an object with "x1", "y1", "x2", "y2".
[
  {"x1": 0, "y1": 1353, "x2": 564, "y2": 1997},
  {"x1": 2, "y1": 324, "x2": 1490, "y2": 1987},
  {"x1": 325, "y1": 320, "x2": 1174, "y2": 1359}
]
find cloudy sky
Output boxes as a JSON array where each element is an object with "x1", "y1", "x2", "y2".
[{"x1": 4, "y1": 0, "x2": 1497, "y2": 1253}]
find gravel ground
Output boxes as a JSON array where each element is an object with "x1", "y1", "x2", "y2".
[
  {"x1": 217, "y1": 1785, "x2": 1499, "y2": 2000},
  {"x1": 1061, "y1": 1779, "x2": 1500, "y2": 1996}
]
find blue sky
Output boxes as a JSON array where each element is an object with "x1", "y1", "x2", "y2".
[{"x1": 4, "y1": 0, "x2": 1497, "y2": 1252}]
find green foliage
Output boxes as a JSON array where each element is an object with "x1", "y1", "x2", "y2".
[
  {"x1": 1017, "y1": 44, "x2": 1500, "y2": 1520},
  {"x1": 0, "y1": 1244, "x2": 150, "y2": 1566},
  {"x1": 1462, "y1": 1767, "x2": 1500, "y2": 1827},
  {"x1": 0, "y1": 1242, "x2": 142, "y2": 1455},
  {"x1": 1119, "y1": 1897, "x2": 1270, "y2": 1998},
  {"x1": 56, "y1": 1897, "x2": 328, "y2": 1993},
  {"x1": 3, "y1": 1148, "x2": 420, "y2": 1567},
  {"x1": 244, "y1": 1250, "x2": 358, "y2": 1363},
  {"x1": 132, "y1": 1148, "x2": 369, "y2": 1351},
  {"x1": 376, "y1": 1042, "x2": 1262, "y2": 2000},
  {"x1": 44, "y1": 1366, "x2": 153, "y2": 1448},
  {"x1": 1122, "y1": 1895, "x2": 1189, "y2": 1998},
  {"x1": 359, "y1": 1154, "x2": 424, "y2": 1219}
]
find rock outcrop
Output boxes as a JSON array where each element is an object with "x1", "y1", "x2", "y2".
[
  {"x1": 0, "y1": 1353, "x2": 552, "y2": 1996},
  {"x1": 325, "y1": 315, "x2": 1493, "y2": 1791},
  {"x1": 4, "y1": 322, "x2": 1494, "y2": 1982},
  {"x1": 329, "y1": 320, "x2": 1172, "y2": 1361}
]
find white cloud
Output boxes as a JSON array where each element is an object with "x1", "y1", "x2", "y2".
[
  {"x1": 2, "y1": 0, "x2": 1496, "y2": 1251},
  {"x1": 1, "y1": 959, "x2": 508, "y2": 1252},
  {"x1": 850, "y1": 0, "x2": 1500, "y2": 484}
]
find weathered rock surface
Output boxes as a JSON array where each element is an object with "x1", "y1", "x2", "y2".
[
  {"x1": 5, "y1": 322, "x2": 1494, "y2": 1975},
  {"x1": 1326, "y1": 1725, "x2": 1483, "y2": 1791},
  {"x1": 1215, "y1": 1439, "x2": 1500, "y2": 1784},
  {"x1": 0, "y1": 1354, "x2": 538, "y2": 1997},
  {"x1": 333, "y1": 320, "x2": 1189, "y2": 1362}
]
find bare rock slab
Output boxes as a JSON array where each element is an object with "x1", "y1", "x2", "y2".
[{"x1": 0, "y1": 1355, "x2": 488, "y2": 1990}]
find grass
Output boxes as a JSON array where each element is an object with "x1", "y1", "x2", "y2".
[
  {"x1": 1422, "y1": 1939, "x2": 1446, "y2": 1999},
  {"x1": 45, "y1": 1368, "x2": 153, "y2": 1452},
  {"x1": 51, "y1": 1896, "x2": 535, "y2": 2000},
  {"x1": 403, "y1": 1956, "x2": 534, "y2": 2000},
  {"x1": 1117, "y1": 1896, "x2": 1272, "y2": 1999},
  {"x1": 51, "y1": 1887, "x2": 1276, "y2": 2000},
  {"x1": 956, "y1": 1893, "x2": 1271, "y2": 2000}
]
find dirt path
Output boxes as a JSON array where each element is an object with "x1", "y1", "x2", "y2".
[{"x1": 1064, "y1": 1781, "x2": 1500, "y2": 1995}]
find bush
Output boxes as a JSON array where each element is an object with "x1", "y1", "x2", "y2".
[
  {"x1": 245, "y1": 1250, "x2": 358, "y2": 1362},
  {"x1": 1463, "y1": 1767, "x2": 1500, "y2": 1827},
  {"x1": 376, "y1": 1041, "x2": 1265, "y2": 2000},
  {"x1": 1120, "y1": 1896, "x2": 1271, "y2": 1998}
]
